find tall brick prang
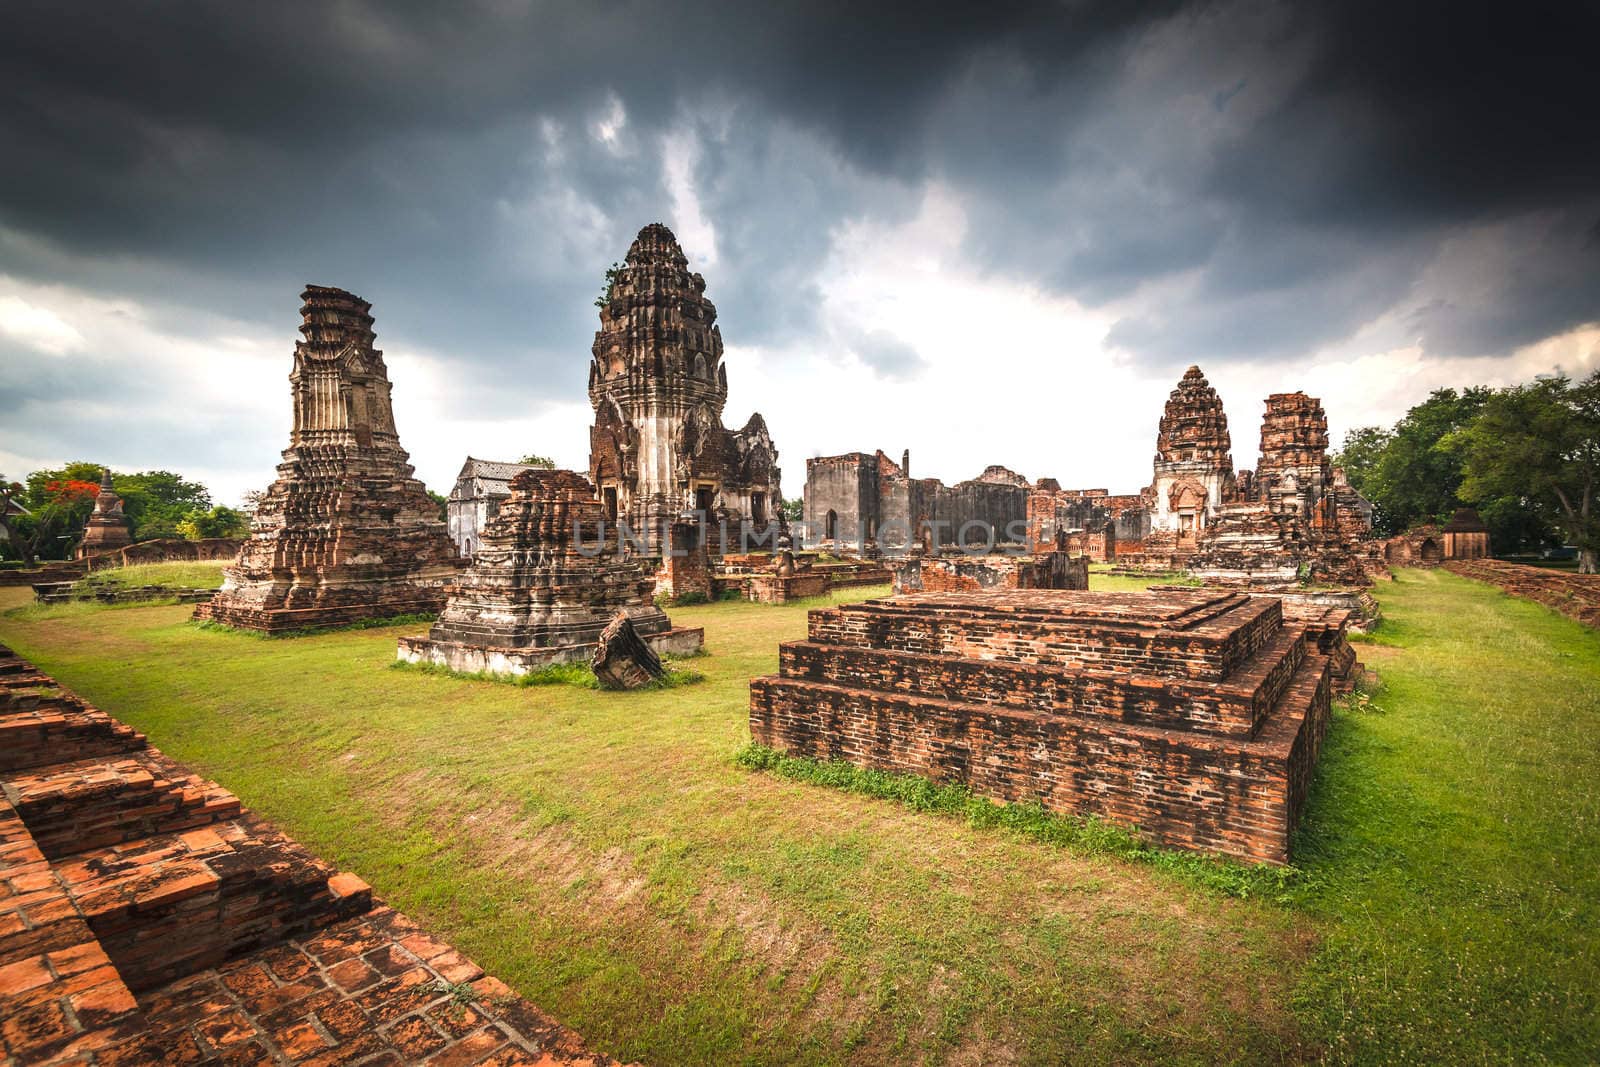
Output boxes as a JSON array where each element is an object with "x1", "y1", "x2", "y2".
[
  {"x1": 588, "y1": 223, "x2": 781, "y2": 554},
  {"x1": 749, "y1": 589, "x2": 1338, "y2": 864},
  {"x1": 195, "y1": 286, "x2": 465, "y2": 632}
]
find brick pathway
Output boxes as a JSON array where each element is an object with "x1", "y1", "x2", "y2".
[{"x1": 0, "y1": 644, "x2": 628, "y2": 1066}]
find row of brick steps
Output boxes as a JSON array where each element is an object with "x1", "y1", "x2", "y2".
[
  {"x1": 1, "y1": 644, "x2": 626, "y2": 1066},
  {"x1": 1445, "y1": 559, "x2": 1600, "y2": 628},
  {"x1": 751, "y1": 589, "x2": 1343, "y2": 864}
]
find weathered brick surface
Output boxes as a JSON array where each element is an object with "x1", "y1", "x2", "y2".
[
  {"x1": 1446, "y1": 559, "x2": 1600, "y2": 628},
  {"x1": 750, "y1": 590, "x2": 1334, "y2": 863},
  {"x1": 890, "y1": 552, "x2": 1087, "y2": 595},
  {"x1": 0, "y1": 646, "x2": 626, "y2": 1065}
]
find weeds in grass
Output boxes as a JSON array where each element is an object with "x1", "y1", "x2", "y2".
[
  {"x1": 191, "y1": 612, "x2": 438, "y2": 639},
  {"x1": 734, "y1": 743, "x2": 1300, "y2": 901},
  {"x1": 391, "y1": 656, "x2": 705, "y2": 691},
  {"x1": 392, "y1": 657, "x2": 600, "y2": 689}
]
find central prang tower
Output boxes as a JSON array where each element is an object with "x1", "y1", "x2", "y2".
[{"x1": 587, "y1": 223, "x2": 780, "y2": 553}]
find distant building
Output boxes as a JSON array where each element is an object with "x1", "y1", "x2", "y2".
[{"x1": 447, "y1": 458, "x2": 538, "y2": 558}]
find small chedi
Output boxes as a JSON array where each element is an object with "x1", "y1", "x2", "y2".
[
  {"x1": 750, "y1": 588, "x2": 1337, "y2": 863},
  {"x1": 588, "y1": 223, "x2": 781, "y2": 555},
  {"x1": 195, "y1": 286, "x2": 463, "y2": 632},
  {"x1": 74, "y1": 469, "x2": 132, "y2": 559},
  {"x1": 398, "y1": 468, "x2": 703, "y2": 677}
]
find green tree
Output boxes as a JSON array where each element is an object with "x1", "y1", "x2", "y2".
[
  {"x1": 1333, "y1": 389, "x2": 1490, "y2": 536},
  {"x1": 426, "y1": 489, "x2": 447, "y2": 522},
  {"x1": 779, "y1": 496, "x2": 804, "y2": 523},
  {"x1": 517, "y1": 455, "x2": 557, "y2": 468},
  {"x1": 1, "y1": 474, "x2": 99, "y2": 563},
  {"x1": 1458, "y1": 372, "x2": 1600, "y2": 572},
  {"x1": 176, "y1": 505, "x2": 251, "y2": 540},
  {"x1": 113, "y1": 470, "x2": 211, "y2": 539},
  {"x1": 1331, "y1": 426, "x2": 1395, "y2": 531}
]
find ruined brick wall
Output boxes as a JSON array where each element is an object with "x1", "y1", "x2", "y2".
[
  {"x1": 892, "y1": 553, "x2": 1088, "y2": 594},
  {"x1": 749, "y1": 590, "x2": 1334, "y2": 863},
  {"x1": 803, "y1": 453, "x2": 877, "y2": 545},
  {"x1": 656, "y1": 519, "x2": 713, "y2": 601},
  {"x1": 99, "y1": 538, "x2": 244, "y2": 569}
]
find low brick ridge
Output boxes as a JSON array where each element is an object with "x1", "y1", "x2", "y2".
[
  {"x1": 1445, "y1": 559, "x2": 1600, "y2": 628},
  {"x1": 0, "y1": 645, "x2": 630, "y2": 1066}
]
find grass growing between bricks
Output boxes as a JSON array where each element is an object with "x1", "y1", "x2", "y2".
[{"x1": 0, "y1": 570, "x2": 1595, "y2": 1062}]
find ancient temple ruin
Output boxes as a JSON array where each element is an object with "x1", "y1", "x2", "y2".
[
  {"x1": 588, "y1": 223, "x2": 781, "y2": 554},
  {"x1": 398, "y1": 468, "x2": 702, "y2": 677},
  {"x1": 1143, "y1": 366, "x2": 1240, "y2": 557},
  {"x1": 74, "y1": 469, "x2": 132, "y2": 559},
  {"x1": 195, "y1": 285, "x2": 463, "y2": 632},
  {"x1": 1189, "y1": 392, "x2": 1369, "y2": 587},
  {"x1": 750, "y1": 588, "x2": 1336, "y2": 863}
]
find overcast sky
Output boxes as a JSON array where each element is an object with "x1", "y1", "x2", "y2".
[{"x1": 3, "y1": 0, "x2": 1597, "y2": 506}]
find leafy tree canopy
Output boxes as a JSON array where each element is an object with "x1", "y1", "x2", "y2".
[
  {"x1": 517, "y1": 454, "x2": 557, "y2": 468},
  {"x1": 1457, "y1": 372, "x2": 1600, "y2": 572},
  {"x1": 176, "y1": 505, "x2": 251, "y2": 540}
]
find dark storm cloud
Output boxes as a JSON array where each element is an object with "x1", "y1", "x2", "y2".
[{"x1": 1, "y1": 0, "x2": 1597, "y2": 389}]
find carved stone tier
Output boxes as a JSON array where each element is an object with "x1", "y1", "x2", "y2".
[
  {"x1": 750, "y1": 589, "x2": 1336, "y2": 863},
  {"x1": 398, "y1": 469, "x2": 702, "y2": 677},
  {"x1": 195, "y1": 286, "x2": 463, "y2": 632}
]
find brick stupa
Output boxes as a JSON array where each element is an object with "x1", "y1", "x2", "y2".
[
  {"x1": 74, "y1": 469, "x2": 133, "y2": 559},
  {"x1": 750, "y1": 589, "x2": 1336, "y2": 864},
  {"x1": 195, "y1": 286, "x2": 463, "y2": 632},
  {"x1": 1189, "y1": 392, "x2": 1369, "y2": 588},
  {"x1": 398, "y1": 468, "x2": 703, "y2": 677}
]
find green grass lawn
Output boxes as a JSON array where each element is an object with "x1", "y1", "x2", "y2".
[
  {"x1": 84, "y1": 559, "x2": 229, "y2": 589},
  {"x1": 1, "y1": 570, "x2": 1596, "y2": 1064}
]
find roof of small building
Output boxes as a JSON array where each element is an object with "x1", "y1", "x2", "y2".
[
  {"x1": 451, "y1": 457, "x2": 539, "y2": 499},
  {"x1": 1442, "y1": 507, "x2": 1489, "y2": 532}
]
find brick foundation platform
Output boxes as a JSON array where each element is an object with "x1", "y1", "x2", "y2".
[
  {"x1": 1445, "y1": 559, "x2": 1600, "y2": 628},
  {"x1": 0, "y1": 646, "x2": 625, "y2": 1066},
  {"x1": 749, "y1": 589, "x2": 1337, "y2": 864}
]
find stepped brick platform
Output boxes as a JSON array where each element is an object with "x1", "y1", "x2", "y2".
[
  {"x1": 1446, "y1": 559, "x2": 1600, "y2": 628},
  {"x1": 749, "y1": 589, "x2": 1335, "y2": 863},
  {"x1": 0, "y1": 646, "x2": 625, "y2": 1065}
]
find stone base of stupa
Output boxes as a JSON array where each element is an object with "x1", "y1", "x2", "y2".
[{"x1": 397, "y1": 626, "x2": 703, "y2": 677}]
